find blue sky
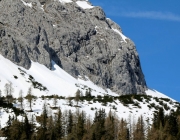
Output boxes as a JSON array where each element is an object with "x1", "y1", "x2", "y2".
[{"x1": 90, "y1": 0, "x2": 180, "y2": 101}]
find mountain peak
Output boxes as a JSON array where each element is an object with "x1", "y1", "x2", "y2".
[{"x1": 0, "y1": 0, "x2": 146, "y2": 95}]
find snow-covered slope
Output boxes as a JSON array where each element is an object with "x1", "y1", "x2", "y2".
[
  {"x1": 146, "y1": 89, "x2": 176, "y2": 101},
  {"x1": 0, "y1": 54, "x2": 117, "y2": 98},
  {"x1": 0, "y1": 54, "x2": 179, "y2": 129}
]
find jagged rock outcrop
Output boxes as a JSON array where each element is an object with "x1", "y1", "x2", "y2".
[{"x1": 0, "y1": 0, "x2": 147, "y2": 95}]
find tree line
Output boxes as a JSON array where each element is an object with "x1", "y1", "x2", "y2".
[
  {"x1": 1, "y1": 105, "x2": 180, "y2": 140},
  {"x1": 1, "y1": 83, "x2": 180, "y2": 140}
]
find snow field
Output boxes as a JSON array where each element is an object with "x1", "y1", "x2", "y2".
[{"x1": 0, "y1": 54, "x2": 178, "y2": 128}]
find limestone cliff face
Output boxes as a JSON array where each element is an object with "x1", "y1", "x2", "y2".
[{"x1": 0, "y1": 0, "x2": 147, "y2": 95}]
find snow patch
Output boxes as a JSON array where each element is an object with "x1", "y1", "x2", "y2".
[
  {"x1": 146, "y1": 89, "x2": 176, "y2": 102},
  {"x1": 112, "y1": 28, "x2": 128, "y2": 43},
  {"x1": 76, "y1": 1, "x2": 94, "y2": 9},
  {"x1": 58, "y1": 0, "x2": 72, "y2": 3},
  {"x1": 21, "y1": 0, "x2": 32, "y2": 8},
  {"x1": 40, "y1": 4, "x2": 44, "y2": 11}
]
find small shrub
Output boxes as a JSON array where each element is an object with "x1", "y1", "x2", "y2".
[{"x1": 13, "y1": 75, "x2": 18, "y2": 79}]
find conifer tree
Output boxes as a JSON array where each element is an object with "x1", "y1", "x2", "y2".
[
  {"x1": 92, "y1": 109, "x2": 106, "y2": 140},
  {"x1": 83, "y1": 115, "x2": 92, "y2": 140},
  {"x1": 104, "y1": 110, "x2": 115, "y2": 140},
  {"x1": 76, "y1": 111, "x2": 85, "y2": 140},
  {"x1": 164, "y1": 112, "x2": 178, "y2": 139},
  {"x1": 9, "y1": 119, "x2": 22, "y2": 140},
  {"x1": 118, "y1": 119, "x2": 129, "y2": 140},
  {"x1": 67, "y1": 110, "x2": 73, "y2": 135},
  {"x1": 36, "y1": 103, "x2": 48, "y2": 140},
  {"x1": 23, "y1": 114, "x2": 33, "y2": 140},
  {"x1": 42, "y1": 103, "x2": 48, "y2": 140},
  {"x1": 133, "y1": 116, "x2": 145, "y2": 140},
  {"x1": 54, "y1": 107, "x2": 63, "y2": 139},
  {"x1": 47, "y1": 115, "x2": 56, "y2": 140},
  {"x1": 153, "y1": 107, "x2": 165, "y2": 129}
]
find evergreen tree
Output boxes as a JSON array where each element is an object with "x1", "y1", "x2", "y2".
[
  {"x1": 67, "y1": 110, "x2": 73, "y2": 135},
  {"x1": 153, "y1": 107, "x2": 165, "y2": 129},
  {"x1": 42, "y1": 103, "x2": 48, "y2": 140},
  {"x1": 104, "y1": 110, "x2": 115, "y2": 140},
  {"x1": 47, "y1": 115, "x2": 56, "y2": 140},
  {"x1": 9, "y1": 119, "x2": 23, "y2": 140},
  {"x1": 164, "y1": 112, "x2": 178, "y2": 139},
  {"x1": 118, "y1": 119, "x2": 129, "y2": 140},
  {"x1": 24, "y1": 114, "x2": 33, "y2": 140},
  {"x1": 76, "y1": 111, "x2": 85, "y2": 140},
  {"x1": 54, "y1": 107, "x2": 63, "y2": 139},
  {"x1": 82, "y1": 115, "x2": 92, "y2": 140},
  {"x1": 92, "y1": 109, "x2": 106, "y2": 140},
  {"x1": 36, "y1": 103, "x2": 48, "y2": 140},
  {"x1": 133, "y1": 116, "x2": 145, "y2": 140}
]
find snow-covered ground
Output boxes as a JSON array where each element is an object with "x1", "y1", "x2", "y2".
[
  {"x1": 0, "y1": 54, "x2": 178, "y2": 128},
  {"x1": 146, "y1": 89, "x2": 176, "y2": 101},
  {"x1": 0, "y1": 55, "x2": 117, "y2": 98}
]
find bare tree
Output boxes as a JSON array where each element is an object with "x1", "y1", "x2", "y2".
[
  {"x1": 9, "y1": 82, "x2": 14, "y2": 96},
  {"x1": 26, "y1": 87, "x2": 33, "y2": 111},
  {"x1": 18, "y1": 90, "x2": 24, "y2": 110},
  {"x1": 4, "y1": 83, "x2": 9, "y2": 97},
  {"x1": 4, "y1": 82, "x2": 14, "y2": 103},
  {"x1": 53, "y1": 94, "x2": 58, "y2": 108},
  {"x1": 75, "y1": 89, "x2": 81, "y2": 105}
]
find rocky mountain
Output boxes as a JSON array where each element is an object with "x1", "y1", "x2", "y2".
[
  {"x1": 0, "y1": 0, "x2": 147, "y2": 95},
  {"x1": 0, "y1": 2, "x2": 180, "y2": 138}
]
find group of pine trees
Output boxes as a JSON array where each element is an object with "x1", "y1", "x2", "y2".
[
  {"x1": 1, "y1": 83, "x2": 180, "y2": 139},
  {"x1": 1, "y1": 104, "x2": 180, "y2": 140},
  {"x1": 147, "y1": 107, "x2": 180, "y2": 140}
]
